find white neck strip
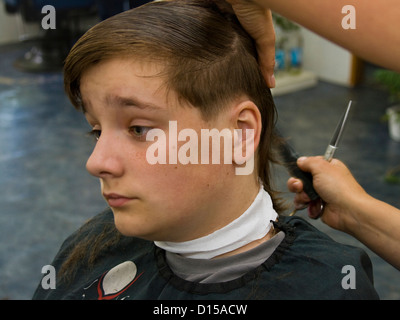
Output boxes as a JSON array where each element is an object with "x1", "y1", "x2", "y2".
[{"x1": 154, "y1": 186, "x2": 278, "y2": 259}]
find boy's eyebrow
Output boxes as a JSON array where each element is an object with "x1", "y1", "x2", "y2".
[
  {"x1": 81, "y1": 94, "x2": 164, "y2": 114},
  {"x1": 106, "y1": 94, "x2": 164, "y2": 112}
]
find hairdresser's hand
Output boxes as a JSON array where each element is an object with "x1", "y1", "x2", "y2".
[
  {"x1": 287, "y1": 156, "x2": 369, "y2": 233},
  {"x1": 226, "y1": 0, "x2": 276, "y2": 88}
]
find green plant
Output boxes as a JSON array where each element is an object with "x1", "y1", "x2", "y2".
[
  {"x1": 375, "y1": 70, "x2": 400, "y2": 184},
  {"x1": 374, "y1": 69, "x2": 400, "y2": 103},
  {"x1": 272, "y1": 13, "x2": 300, "y2": 31},
  {"x1": 385, "y1": 165, "x2": 400, "y2": 184}
]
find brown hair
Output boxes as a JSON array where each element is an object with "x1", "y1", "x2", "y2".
[{"x1": 60, "y1": 0, "x2": 284, "y2": 282}]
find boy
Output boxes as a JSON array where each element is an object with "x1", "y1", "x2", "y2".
[{"x1": 33, "y1": 0, "x2": 378, "y2": 299}]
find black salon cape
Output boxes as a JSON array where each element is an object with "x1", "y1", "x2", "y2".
[{"x1": 32, "y1": 209, "x2": 379, "y2": 300}]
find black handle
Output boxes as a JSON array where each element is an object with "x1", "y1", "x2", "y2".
[{"x1": 278, "y1": 140, "x2": 320, "y2": 201}]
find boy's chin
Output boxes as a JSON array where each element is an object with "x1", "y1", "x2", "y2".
[{"x1": 112, "y1": 211, "x2": 161, "y2": 241}]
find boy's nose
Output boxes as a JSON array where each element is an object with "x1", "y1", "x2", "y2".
[{"x1": 86, "y1": 133, "x2": 124, "y2": 179}]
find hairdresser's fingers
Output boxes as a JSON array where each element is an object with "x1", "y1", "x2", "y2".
[
  {"x1": 287, "y1": 177, "x2": 302, "y2": 193},
  {"x1": 256, "y1": 10, "x2": 276, "y2": 89},
  {"x1": 226, "y1": 0, "x2": 276, "y2": 88},
  {"x1": 287, "y1": 177, "x2": 312, "y2": 209},
  {"x1": 308, "y1": 198, "x2": 324, "y2": 219}
]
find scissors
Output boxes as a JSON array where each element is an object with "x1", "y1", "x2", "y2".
[{"x1": 282, "y1": 100, "x2": 352, "y2": 217}]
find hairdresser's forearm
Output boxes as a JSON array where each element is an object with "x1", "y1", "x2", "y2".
[
  {"x1": 349, "y1": 195, "x2": 400, "y2": 270},
  {"x1": 254, "y1": 0, "x2": 400, "y2": 72}
]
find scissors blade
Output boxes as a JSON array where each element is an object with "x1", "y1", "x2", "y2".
[
  {"x1": 331, "y1": 100, "x2": 352, "y2": 147},
  {"x1": 324, "y1": 100, "x2": 352, "y2": 161}
]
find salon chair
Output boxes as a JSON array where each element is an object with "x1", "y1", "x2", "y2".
[{"x1": 3, "y1": 0, "x2": 131, "y2": 72}]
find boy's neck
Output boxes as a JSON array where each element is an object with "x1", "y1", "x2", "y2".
[
  {"x1": 154, "y1": 179, "x2": 278, "y2": 259},
  {"x1": 211, "y1": 179, "x2": 278, "y2": 259}
]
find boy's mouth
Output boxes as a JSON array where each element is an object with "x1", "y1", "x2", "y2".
[{"x1": 103, "y1": 193, "x2": 136, "y2": 208}]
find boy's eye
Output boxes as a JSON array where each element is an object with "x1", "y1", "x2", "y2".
[
  {"x1": 88, "y1": 129, "x2": 101, "y2": 141},
  {"x1": 130, "y1": 126, "x2": 151, "y2": 139},
  {"x1": 87, "y1": 126, "x2": 151, "y2": 142}
]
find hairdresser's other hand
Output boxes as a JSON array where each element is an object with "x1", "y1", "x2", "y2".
[
  {"x1": 287, "y1": 156, "x2": 368, "y2": 233},
  {"x1": 226, "y1": 0, "x2": 276, "y2": 88}
]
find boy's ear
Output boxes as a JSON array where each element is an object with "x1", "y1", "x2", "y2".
[
  {"x1": 232, "y1": 101, "x2": 261, "y2": 150},
  {"x1": 231, "y1": 101, "x2": 261, "y2": 169}
]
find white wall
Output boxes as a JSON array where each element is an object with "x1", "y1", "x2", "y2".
[{"x1": 301, "y1": 28, "x2": 353, "y2": 87}]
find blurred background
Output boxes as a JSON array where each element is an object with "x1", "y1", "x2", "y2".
[{"x1": 0, "y1": 0, "x2": 399, "y2": 299}]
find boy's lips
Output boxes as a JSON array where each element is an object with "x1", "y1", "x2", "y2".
[{"x1": 103, "y1": 193, "x2": 136, "y2": 208}]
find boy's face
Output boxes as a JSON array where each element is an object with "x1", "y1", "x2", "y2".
[{"x1": 80, "y1": 58, "x2": 239, "y2": 241}]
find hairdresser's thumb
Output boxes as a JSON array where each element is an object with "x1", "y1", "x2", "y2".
[{"x1": 297, "y1": 156, "x2": 326, "y2": 175}]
